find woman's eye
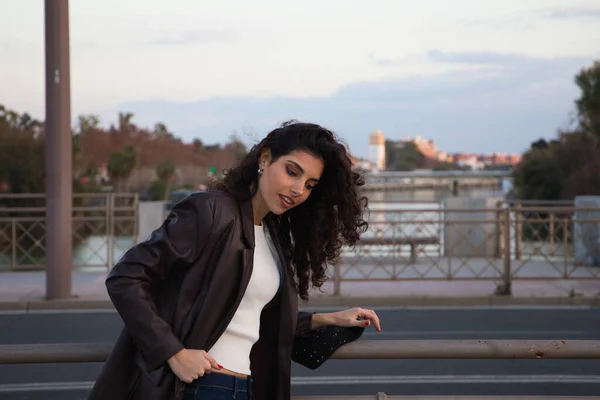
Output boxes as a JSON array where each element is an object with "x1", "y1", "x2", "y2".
[
  {"x1": 286, "y1": 167, "x2": 297, "y2": 176},
  {"x1": 306, "y1": 185, "x2": 315, "y2": 191}
]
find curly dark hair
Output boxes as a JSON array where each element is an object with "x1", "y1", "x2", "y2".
[{"x1": 216, "y1": 120, "x2": 369, "y2": 300}]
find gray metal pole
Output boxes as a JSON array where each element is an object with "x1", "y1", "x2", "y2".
[{"x1": 44, "y1": 0, "x2": 72, "y2": 299}]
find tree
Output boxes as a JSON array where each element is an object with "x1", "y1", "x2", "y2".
[
  {"x1": 192, "y1": 138, "x2": 204, "y2": 152},
  {"x1": 555, "y1": 131, "x2": 600, "y2": 199},
  {"x1": 512, "y1": 143, "x2": 563, "y2": 200},
  {"x1": 1, "y1": 106, "x2": 41, "y2": 134},
  {"x1": 153, "y1": 123, "x2": 175, "y2": 140},
  {"x1": 512, "y1": 59, "x2": 600, "y2": 201},
  {"x1": 0, "y1": 103, "x2": 264, "y2": 197},
  {"x1": 0, "y1": 105, "x2": 45, "y2": 196},
  {"x1": 71, "y1": 115, "x2": 100, "y2": 181},
  {"x1": 156, "y1": 159, "x2": 175, "y2": 182},
  {"x1": 433, "y1": 161, "x2": 463, "y2": 171},
  {"x1": 574, "y1": 61, "x2": 600, "y2": 144},
  {"x1": 530, "y1": 138, "x2": 549, "y2": 150},
  {"x1": 204, "y1": 144, "x2": 221, "y2": 151},
  {"x1": 155, "y1": 159, "x2": 176, "y2": 200},
  {"x1": 77, "y1": 114, "x2": 100, "y2": 135},
  {"x1": 227, "y1": 134, "x2": 248, "y2": 162},
  {"x1": 512, "y1": 130, "x2": 600, "y2": 201},
  {"x1": 117, "y1": 112, "x2": 135, "y2": 134},
  {"x1": 0, "y1": 130, "x2": 45, "y2": 194},
  {"x1": 107, "y1": 145, "x2": 138, "y2": 191},
  {"x1": 148, "y1": 159, "x2": 176, "y2": 201},
  {"x1": 385, "y1": 140, "x2": 426, "y2": 171}
]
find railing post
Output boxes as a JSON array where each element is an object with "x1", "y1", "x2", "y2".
[
  {"x1": 105, "y1": 193, "x2": 111, "y2": 271},
  {"x1": 108, "y1": 193, "x2": 115, "y2": 269},
  {"x1": 11, "y1": 218, "x2": 16, "y2": 269},
  {"x1": 563, "y1": 216, "x2": 569, "y2": 278},
  {"x1": 549, "y1": 212, "x2": 555, "y2": 257},
  {"x1": 333, "y1": 258, "x2": 341, "y2": 296},
  {"x1": 495, "y1": 206, "x2": 512, "y2": 295},
  {"x1": 495, "y1": 200, "x2": 503, "y2": 259},
  {"x1": 502, "y1": 207, "x2": 512, "y2": 294},
  {"x1": 515, "y1": 202, "x2": 522, "y2": 260}
]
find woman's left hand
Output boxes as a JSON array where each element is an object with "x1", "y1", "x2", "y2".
[{"x1": 327, "y1": 307, "x2": 382, "y2": 332}]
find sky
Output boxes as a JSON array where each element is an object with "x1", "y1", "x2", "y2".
[{"x1": 1, "y1": 0, "x2": 599, "y2": 158}]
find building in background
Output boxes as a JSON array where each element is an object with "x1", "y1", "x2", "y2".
[
  {"x1": 362, "y1": 130, "x2": 522, "y2": 172},
  {"x1": 368, "y1": 130, "x2": 386, "y2": 172},
  {"x1": 408, "y1": 135, "x2": 438, "y2": 159}
]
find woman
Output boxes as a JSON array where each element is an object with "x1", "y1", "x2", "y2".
[{"x1": 88, "y1": 121, "x2": 381, "y2": 400}]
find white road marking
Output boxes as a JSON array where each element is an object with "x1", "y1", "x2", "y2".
[
  {"x1": 1, "y1": 375, "x2": 600, "y2": 392},
  {"x1": 1, "y1": 304, "x2": 596, "y2": 316},
  {"x1": 305, "y1": 305, "x2": 598, "y2": 311},
  {"x1": 361, "y1": 330, "x2": 589, "y2": 337},
  {"x1": 290, "y1": 374, "x2": 600, "y2": 385}
]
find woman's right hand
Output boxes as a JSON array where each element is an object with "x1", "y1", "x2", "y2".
[{"x1": 167, "y1": 348, "x2": 222, "y2": 383}]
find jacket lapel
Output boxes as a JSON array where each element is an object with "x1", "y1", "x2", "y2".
[
  {"x1": 229, "y1": 197, "x2": 256, "y2": 312},
  {"x1": 239, "y1": 197, "x2": 255, "y2": 249},
  {"x1": 263, "y1": 225, "x2": 285, "y2": 289},
  {"x1": 264, "y1": 217, "x2": 298, "y2": 334}
]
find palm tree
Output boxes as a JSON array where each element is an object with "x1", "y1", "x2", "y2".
[
  {"x1": 156, "y1": 159, "x2": 176, "y2": 200},
  {"x1": 107, "y1": 145, "x2": 138, "y2": 191},
  {"x1": 118, "y1": 112, "x2": 135, "y2": 133}
]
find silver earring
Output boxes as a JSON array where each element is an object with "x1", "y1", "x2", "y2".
[{"x1": 257, "y1": 168, "x2": 263, "y2": 175}]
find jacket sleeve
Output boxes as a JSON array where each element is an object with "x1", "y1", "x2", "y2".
[
  {"x1": 292, "y1": 323, "x2": 365, "y2": 370},
  {"x1": 292, "y1": 311, "x2": 365, "y2": 370},
  {"x1": 295, "y1": 311, "x2": 314, "y2": 337},
  {"x1": 105, "y1": 193, "x2": 214, "y2": 372}
]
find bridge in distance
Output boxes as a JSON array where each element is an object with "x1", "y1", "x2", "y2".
[{"x1": 362, "y1": 169, "x2": 512, "y2": 192}]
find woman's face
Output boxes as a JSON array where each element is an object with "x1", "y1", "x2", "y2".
[{"x1": 257, "y1": 149, "x2": 324, "y2": 215}]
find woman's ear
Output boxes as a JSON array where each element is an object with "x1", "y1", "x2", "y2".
[{"x1": 260, "y1": 148, "x2": 272, "y2": 168}]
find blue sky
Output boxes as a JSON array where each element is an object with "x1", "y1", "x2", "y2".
[{"x1": 1, "y1": 0, "x2": 599, "y2": 157}]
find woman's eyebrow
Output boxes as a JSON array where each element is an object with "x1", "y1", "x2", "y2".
[{"x1": 287, "y1": 160, "x2": 319, "y2": 182}]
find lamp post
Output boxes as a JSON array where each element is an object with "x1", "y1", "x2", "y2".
[{"x1": 44, "y1": 0, "x2": 72, "y2": 299}]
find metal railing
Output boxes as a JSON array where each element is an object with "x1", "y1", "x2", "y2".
[
  {"x1": 3, "y1": 340, "x2": 600, "y2": 363},
  {"x1": 0, "y1": 193, "x2": 138, "y2": 270},
  {"x1": 2, "y1": 194, "x2": 600, "y2": 290},
  {"x1": 1, "y1": 340, "x2": 599, "y2": 399},
  {"x1": 362, "y1": 178, "x2": 503, "y2": 192},
  {"x1": 365, "y1": 170, "x2": 512, "y2": 178},
  {"x1": 362, "y1": 170, "x2": 510, "y2": 192},
  {"x1": 331, "y1": 201, "x2": 600, "y2": 294}
]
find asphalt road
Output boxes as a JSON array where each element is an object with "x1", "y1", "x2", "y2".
[{"x1": 1, "y1": 306, "x2": 600, "y2": 399}]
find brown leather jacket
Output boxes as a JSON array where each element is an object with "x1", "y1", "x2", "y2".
[{"x1": 88, "y1": 190, "x2": 361, "y2": 400}]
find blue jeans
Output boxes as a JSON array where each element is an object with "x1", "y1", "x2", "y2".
[{"x1": 183, "y1": 372, "x2": 253, "y2": 400}]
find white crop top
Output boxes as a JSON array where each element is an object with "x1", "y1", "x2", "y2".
[{"x1": 208, "y1": 224, "x2": 280, "y2": 375}]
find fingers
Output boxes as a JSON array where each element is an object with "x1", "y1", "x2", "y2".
[
  {"x1": 175, "y1": 350, "x2": 223, "y2": 385},
  {"x1": 179, "y1": 372, "x2": 198, "y2": 384},
  {"x1": 205, "y1": 353, "x2": 223, "y2": 371},
  {"x1": 357, "y1": 308, "x2": 382, "y2": 332},
  {"x1": 179, "y1": 364, "x2": 207, "y2": 384},
  {"x1": 352, "y1": 317, "x2": 371, "y2": 328}
]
